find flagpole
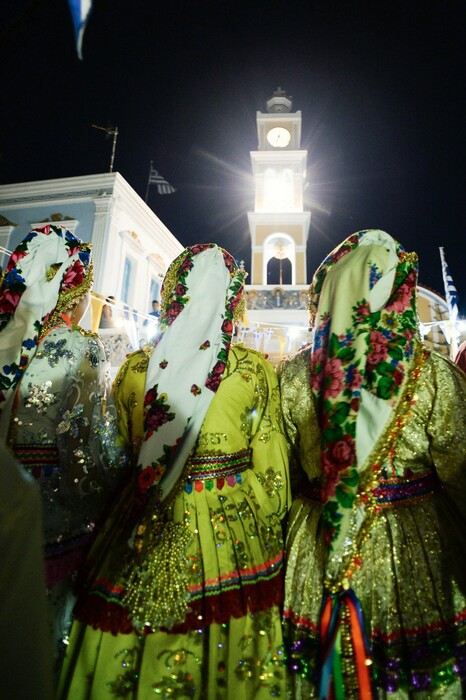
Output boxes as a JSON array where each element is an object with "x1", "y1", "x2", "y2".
[
  {"x1": 145, "y1": 160, "x2": 153, "y2": 203},
  {"x1": 109, "y1": 127, "x2": 118, "y2": 173}
]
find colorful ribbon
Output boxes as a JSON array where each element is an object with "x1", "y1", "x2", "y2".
[{"x1": 320, "y1": 588, "x2": 376, "y2": 699}]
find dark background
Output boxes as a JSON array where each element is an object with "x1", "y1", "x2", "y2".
[{"x1": 1, "y1": 0, "x2": 465, "y2": 311}]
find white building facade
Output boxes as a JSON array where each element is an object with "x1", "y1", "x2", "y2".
[
  {"x1": 0, "y1": 171, "x2": 183, "y2": 320},
  {"x1": 0, "y1": 172, "x2": 184, "y2": 369}
]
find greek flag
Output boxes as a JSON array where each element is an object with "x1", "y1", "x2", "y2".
[
  {"x1": 439, "y1": 246, "x2": 459, "y2": 321},
  {"x1": 148, "y1": 167, "x2": 176, "y2": 195},
  {"x1": 67, "y1": 0, "x2": 93, "y2": 59}
]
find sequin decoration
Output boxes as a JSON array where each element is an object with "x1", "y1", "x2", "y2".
[
  {"x1": 56, "y1": 403, "x2": 89, "y2": 437},
  {"x1": 123, "y1": 518, "x2": 193, "y2": 632},
  {"x1": 24, "y1": 380, "x2": 58, "y2": 413},
  {"x1": 84, "y1": 338, "x2": 102, "y2": 368},
  {"x1": 106, "y1": 646, "x2": 141, "y2": 697},
  {"x1": 151, "y1": 648, "x2": 200, "y2": 698},
  {"x1": 36, "y1": 338, "x2": 75, "y2": 367}
]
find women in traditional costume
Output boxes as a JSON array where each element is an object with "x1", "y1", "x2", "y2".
[
  {"x1": 278, "y1": 230, "x2": 466, "y2": 698},
  {"x1": 58, "y1": 243, "x2": 290, "y2": 699},
  {"x1": 0, "y1": 225, "x2": 126, "y2": 667}
]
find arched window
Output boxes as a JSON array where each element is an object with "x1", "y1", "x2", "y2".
[
  {"x1": 263, "y1": 234, "x2": 295, "y2": 285},
  {"x1": 267, "y1": 256, "x2": 292, "y2": 285}
]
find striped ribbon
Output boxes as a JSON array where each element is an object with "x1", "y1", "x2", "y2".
[{"x1": 320, "y1": 588, "x2": 375, "y2": 700}]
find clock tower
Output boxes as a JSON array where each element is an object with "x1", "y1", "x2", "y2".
[{"x1": 248, "y1": 88, "x2": 311, "y2": 285}]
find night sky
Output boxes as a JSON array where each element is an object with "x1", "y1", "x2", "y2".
[{"x1": 1, "y1": 0, "x2": 465, "y2": 313}]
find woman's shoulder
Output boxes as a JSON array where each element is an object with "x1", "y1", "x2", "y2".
[
  {"x1": 230, "y1": 342, "x2": 269, "y2": 361},
  {"x1": 428, "y1": 347, "x2": 466, "y2": 387},
  {"x1": 276, "y1": 343, "x2": 312, "y2": 380},
  {"x1": 228, "y1": 342, "x2": 276, "y2": 374},
  {"x1": 48, "y1": 324, "x2": 103, "y2": 349},
  {"x1": 125, "y1": 345, "x2": 154, "y2": 370},
  {"x1": 113, "y1": 345, "x2": 154, "y2": 391}
]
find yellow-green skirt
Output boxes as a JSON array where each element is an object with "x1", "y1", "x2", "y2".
[{"x1": 58, "y1": 608, "x2": 286, "y2": 699}]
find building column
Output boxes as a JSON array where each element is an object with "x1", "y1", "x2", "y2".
[{"x1": 91, "y1": 195, "x2": 114, "y2": 293}]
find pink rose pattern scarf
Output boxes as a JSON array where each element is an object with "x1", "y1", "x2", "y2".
[{"x1": 309, "y1": 229, "x2": 419, "y2": 580}]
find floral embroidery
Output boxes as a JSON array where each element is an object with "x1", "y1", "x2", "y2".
[
  {"x1": 144, "y1": 385, "x2": 175, "y2": 439},
  {"x1": 161, "y1": 248, "x2": 197, "y2": 328},
  {"x1": 37, "y1": 338, "x2": 74, "y2": 368},
  {"x1": 138, "y1": 465, "x2": 157, "y2": 491},
  {"x1": 106, "y1": 646, "x2": 141, "y2": 697},
  {"x1": 84, "y1": 339, "x2": 101, "y2": 368},
  {"x1": 0, "y1": 225, "x2": 92, "y2": 410},
  {"x1": 0, "y1": 266, "x2": 27, "y2": 330},
  {"x1": 159, "y1": 359, "x2": 168, "y2": 369},
  {"x1": 310, "y1": 231, "x2": 420, "y2": 558},
  {"x1": 0, "y1": 354, "x2": 28, "y2": 393},
  {"x1": 56, "y1": 404, "x2": 89, "y2": 437},
  {"x1": 206, "y1": 360, "x2": 226, "y2": 392},
  {"x1": 199, "y1": 340, "x2": 210, "y2": 350},
  {"x1": 151, "y1": 648, "x2": 200, "y2": 697},
  {"x1": 257, "y1": 467, "x2": 285, "y2": 498},
  {"x1": 22, "y1": 426, "x2": 54, "y2": 445},
  {"x1": 191, "y1": 384, "x2": 201, "y2": 396},
  {"x1": 60, "y1": 259, "x2": 85, "y2": 292},
  {"x1": 72, "y1": 446, "x2": 95, "y2": 476},
  {"x1": 24, "y1": 381, "x2": 58, "y2": 414},
  {"x1": 369, "y1": 262, "x2": 382, "y2": 289}
]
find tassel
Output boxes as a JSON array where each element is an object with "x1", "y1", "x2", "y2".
[{"x1": 319, "y1": 588, "x2": 375, "y2": 700}]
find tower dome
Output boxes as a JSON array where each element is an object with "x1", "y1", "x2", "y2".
[{"x1": 266, "y1": 87, "x2": 293, "y2": 113}]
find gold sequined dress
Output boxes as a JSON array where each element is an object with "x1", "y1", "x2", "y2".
[
  {"x1": 58, "y1": 344, "x2": 290, "y2": 699},
  {"x1": 278, "y1": 344, "x2": 466, "y2": 699}
]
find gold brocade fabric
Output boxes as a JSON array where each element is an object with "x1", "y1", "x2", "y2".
[
  {"x1": 58, "y1": 344, "x2": 291, "y2": 699},
  {"x1": 278, "y1": 346, "x2": 466, "y2": 698},
  {"x1": 276, "y1": 346, "x2": 321, "y2": 489}
]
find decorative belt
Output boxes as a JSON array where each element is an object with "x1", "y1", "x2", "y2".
[
  {"x1": 13, "y1": 443, "x2": 59, "y2": 478},
  {"x1": 184, "y1": 449, "x2": 252, "y2": 493},
  {"x1": 299, "y1": 470, "x2": 441, "y2": 507},
  {"x1": 374, "y1": 469, "x2": 441, "y2": 507}
]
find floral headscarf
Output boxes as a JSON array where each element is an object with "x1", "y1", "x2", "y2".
[
  {"x1": 310, "y1": 230, "x2": 421, "y2": 698},
  {"x1": 0, "y1": 225, "x2": 93, "y2": 417},
  {"x1": 121, "y1": 243, "x2": 245, "y2": 630},
  {"x1": 309, "y1": 230, "x2": 419, "y2": 582},
  {"x1": 135, "y1": 243, "x2": 245, "y2": 503}
]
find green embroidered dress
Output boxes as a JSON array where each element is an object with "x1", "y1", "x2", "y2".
[{"x1": 58, "y1": 344, "x2": 290, "y2": 699}]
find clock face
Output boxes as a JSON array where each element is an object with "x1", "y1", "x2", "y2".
[{"x1": 266, "y1": 126, "x2": 291, "y2": 148}]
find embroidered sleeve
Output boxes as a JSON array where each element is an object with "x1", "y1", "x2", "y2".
[
  {"x1": 248, "y1": 353, "x2": 291, "y2": 519},
  {"x1": 113, "y1": 349, "x2": 149, "y2": 457},
  {"x1": 277, "y1": 348, "x2": 321, "y2": 495}
]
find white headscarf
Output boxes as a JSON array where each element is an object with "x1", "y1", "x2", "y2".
[
  {"x1": 0, "y1": 225, "x2": 92, "y2": 419},
  {"x1": 135, "y1": 243, "x2": 245, "y2": 502},
  {"x1": 122, "y1": 243, "x2": 245, "y2": 631}
]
